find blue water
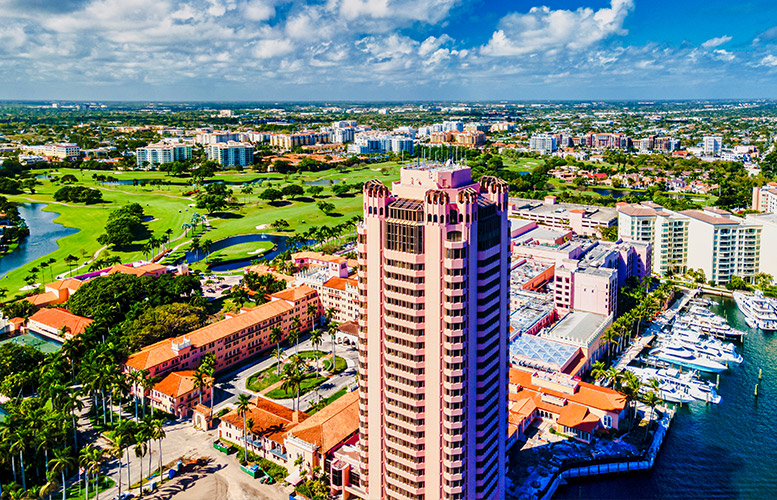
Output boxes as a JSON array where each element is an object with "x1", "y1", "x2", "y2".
[
  {"x1": 305, "y1": 178, "x2": 342, "y2": 186},
  {"x1": 556, "y1": 295, "x2": 777, "y2": 499},
  {"x1": 590, "y1": 188, "x2": 644, "y2": 199},
  {"x1": 0, "y1": 203, "x2": 79, "y2": 276},
  {"x1": 184, "y1": 233, "x2": 294, "y2": 272}
]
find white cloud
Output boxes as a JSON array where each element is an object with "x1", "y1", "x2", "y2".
[
  {"x1": 760, "y1": 54, "x2": 777, "y2": 67},
  {"x1": 702, "y1": 35, "x2": 732, "y2": 49},
  {"x1": 713, "y1": 49, "x2": 735, "y2": 61},
  {"x1": 482, "y1": 0, "x2": 634, "y2": 57},
  {"x1": 243, "y1": 0, "x2": 275, "y2": 21},
  {"x1": 335, "y1": 0, "x2": 459, "y2": 23},
  {"x1": 253, "y1": 38, "x2": 294, "y2": 59}
]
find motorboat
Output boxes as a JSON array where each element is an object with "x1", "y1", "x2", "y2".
[
  {"x1": 628, "y1": 367, "x2": 722, "y2": 404},
  {"x1": 659, "y1": 327, "x2": 743, "y2": 365},
  {"x1": 733, "y1": 290, "x2": 777, "y2": 331},
  {"x1": 676, "y1": 314, "x2": 747, "y2": 341},
  {"x1": 649, "y1": 343, "x2": 727, "y2": 373}
]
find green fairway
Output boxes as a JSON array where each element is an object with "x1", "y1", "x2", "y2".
[
  {"x1": 1, "y1": 163, "x2": 403, "y2": 296},
  {"x1": 205, "y1": 241, "x2": 275, "y2": 266}
]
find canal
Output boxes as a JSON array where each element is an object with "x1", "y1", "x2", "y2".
[
  {"x1": 0, "y1": 203, "x2": 79, "y2": 276},
  {"x1": 556, "y1": 295, "x2": 777, "y2": 498}
]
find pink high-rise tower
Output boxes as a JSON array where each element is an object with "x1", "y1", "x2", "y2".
[{"x1": 357, "y1": 162, "x2": 510, "y2": 500}]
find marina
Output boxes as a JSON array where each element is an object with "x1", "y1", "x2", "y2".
[{"x1": 556, "y1": 293, "x2": 777, "y2": 499}]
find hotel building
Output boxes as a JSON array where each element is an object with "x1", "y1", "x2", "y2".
[
  {"x1": 752, "y1": 184, "x2": 777, "y2": 213},
  {"x1": 357, "y1": 163, "x2": 510, "y2": 499}
]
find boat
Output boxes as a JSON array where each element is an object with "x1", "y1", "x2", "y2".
[
  {"x1": 675, "y1": 313, "x2": 747, "y2": 341},
  {"x1": 659, "y1": 326, "x2": 743, "y2": 365},
  {"x1": 655, "y1": 368, "x2": 722, "y2": 404},
  {"x1": 649, "y1": 343, "x2": 728, "y2": 373},
  {"x1": 627, "y1": 367, "x2": 696, "y2": 404},
  {"x1": 733, "y1": 290, "x2": 777, "y2": 331}
]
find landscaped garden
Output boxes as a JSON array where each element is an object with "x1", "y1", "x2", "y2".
[{"x1": 245, "y1": 349, "x2": 347, "y2": 400}]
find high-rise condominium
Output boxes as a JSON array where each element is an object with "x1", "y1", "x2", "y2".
[{"x1": 357, "y1": 162, "x2": 510, "y2": 500}]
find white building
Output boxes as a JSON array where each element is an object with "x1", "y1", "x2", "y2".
[
  {"x1": 529, "y1": 134, "x2": 558, "y2": 154},
  {"x1": 196, "y1": 131, "x2": 245, "y2": 145},
  {"x1": 332, "y1": 127, "x2": 355, "y2": 144},
  {"x1": 752, "y1": 184, "x2": 777, "y2": 213},
  {"x1": 618, "y1": 202, "x2": 762, "y2": 284},
  {"x1": 206, "y1": 141, "x2": 254, "y2": 167},
  {"x1": 703, "y1": 136, "x2": 723, "y2": 155},
  {"x1": 136, "y1": 143, "x2": 192, "y2": 168}
]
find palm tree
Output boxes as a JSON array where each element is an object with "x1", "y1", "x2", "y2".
[
  {"x1": 106, "y1": 431, "x2": 127, "y2": 500},
  {"x1": 139, "y1": 372, "x2": 160, "y2": 419},
  {"x1": 324, "y1": 307, "x2": 336, "y2": 325},
  {"x1": 281, "y1": 365, "x2": 304, "y2": 412},
  {"x1": 188, "y1": 237, "x2": 201, "y2": 260},
  {"x1": 273, "y1": 345, "x2": 285, "y2": 377},
  {"x1": 10, "y1": 429, "x2": 28, "y2": 491},
  {"x1": 134, "y1": 424, "x2": 150, "y2": 498},
  {"x1": 617, "y1": 371, "x2": 642, "y2": 430},
  {"x1": 306, "y1": 303, "x2": 318, "y2": 328},
  {"x1": 86, "y1": 445, "x2": 106, "y2": 500},
  {"x1": 201, "y1": 239, "x2": 212, "y2": 263},
  {"x1": 287, "y1": 328, "x2": 299, "y2": 356},
  {"x1": 150, "y1": 419, "x2": 166, "y2": 484},
  {"x1": 328, "y1": 322, "x2": 339, "y2": 373},
  {"x1": 309, "y1": 329, "x2": 323, "y2": 375},
  {"x1": 192, "y1": 369, "x2": 207, "y2": 407},
  {"x1": 236, "y1": 394, "x2": 253, "y2": 463},
  {"x1": 79, "y1": 445, "x2": 95, "y2": 500},
  {"x1": 241, "y1": 184, "x2": 254, "y2": 204},
  {"x1": 49, "y1": 447, "x2": 75, "y2": 500},
  {"x1": 269, "y1": 326, "x2": 283, "y2": 353},
  {"x1": 642, "y1": 390, "x2": 660, "y2": 441},
  {"x1": 590, "y1": 361, "x2": 607, "y2": 384}
]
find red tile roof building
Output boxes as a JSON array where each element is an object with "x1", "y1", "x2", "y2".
[
  {"x1": 149, "y1": 370, "x2": 212, "y2": 418},
  {"x1": 508, "y1": 369, "x2": 626, "y2": 444},
  {"x1": 26, "y1": 307, "x2": 93, "y2": 341},
  {"x1": 124, "y1": 285, "x2": 319, "y2": 380}
]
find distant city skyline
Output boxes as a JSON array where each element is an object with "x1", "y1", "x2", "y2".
[{"x1": 1, "y1": 0, "x2": 777, "y2": 101}]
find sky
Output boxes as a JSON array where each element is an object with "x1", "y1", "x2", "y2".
[{"x1": 1, "y1": 0, "x2": 777, "y2": 101}]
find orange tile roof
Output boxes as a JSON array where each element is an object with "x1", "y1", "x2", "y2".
[
  {"x1": 323, "y1": 277, "x2": 357, "y2": 291},
  {"x1": 28, "y1": 308, "x2": 93, "y2": 336},
  {"x1": 292, "y1": 251, "x2": 347, "y2": 264},
  {"x1": 245, "y1": 264, "x2": 295, "y2": 283},
  {"x1": 510, "y1": 369, "x2": 625, "y2": 413},
  {"x1": 107, "y1": 264, "x2": 149, "y2": 276},
  {"x1": 286, "y1": 391, "x2": 358, "y2": 454},
  {"x1": 270, "y1": 284, "x2": 316, "y2": 303},
  {"x1": 557, "y1": 403, "x2": 600, "y2": 433},
  {"x1": 338, "y1": 320, "x2": 358, "y2": 336},
  {"x1": 46, "y1": 278, "x2": 84, "y2": 291},
  {"x1": 221, "y1": 397, "x2": 309, "y2": 443},
  {"x1": 138, "y1": 263, "x2": 168, "y2": 272},
  {"x1": 24, "y1": 291, "x2": 63, "y2": 306},
  {"x1": 154, "y1": 370, "x2": 200, "y2": 398},
  {"x1": 126, "y1": 300, "x2": 294, "y2": 371}
]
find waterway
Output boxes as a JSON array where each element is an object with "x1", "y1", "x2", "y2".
[
  {"x1": 556, "y1": 295, "x2": 777, "y2": 499},
  {"x1": 0, "y1": 203, "x2": 79, "y2": 276},
  {"x1": 184, "y1": 233, "x2": 295, "y2": 272}
]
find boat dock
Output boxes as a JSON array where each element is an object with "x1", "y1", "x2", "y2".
[
  {"x1": 614, "y1": 335, "x2": 655, "y2": 372},
  {"x1": 654, "y1": 289, "x2": 699, "y2": 328}
]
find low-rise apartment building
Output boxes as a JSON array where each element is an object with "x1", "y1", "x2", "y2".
[
  {"x1": 752, "y1": 184, "x2": 777, "y2": 213},
  {"x1": 26, "y1": 307, "x2": 93, "y2": 341},
  {"x1": 206, "y1": 141, "x2": 254, "y2": 167},
  {"x1": 136, "y1": 143, "x2": 192, "y2": 168}
]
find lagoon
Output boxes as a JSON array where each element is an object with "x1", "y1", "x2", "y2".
[{"x1": 0, "y1": 203, "x2": 79, "y2": 277}]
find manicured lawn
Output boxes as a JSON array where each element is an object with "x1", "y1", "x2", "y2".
[
  {"x1": 246, "y1": 363, "x2": 282, "y2": 393},
  {"x1": 295, "y1": 350, "x2": 347, "y2": 373},
  {"x1": 264, "y1": 375, "x2": 329, "y2": 400},
  {"x1": 64, "y1": 475, "x2": 115, "y2": 500},
  {"x1": 2, "y1": 162, "x2": 402, "y2": 296},
  {"x1": 205, "y1": 241, "x2": 275, "y2": 265}
]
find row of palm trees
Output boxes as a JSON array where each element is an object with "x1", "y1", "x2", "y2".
[{"x1": 591, "y1": 364, "x2": 662, "y2": 440}]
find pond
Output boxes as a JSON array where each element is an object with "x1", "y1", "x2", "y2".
[
  {"x1": 0, "y1": 203, "x2": 79, "y2": 277},
  {"x1": 305, "y1": 178, "x2": 343, "y2": 186},
  {"x1": 590, "y1": 187, "x2": 646, "y2": 199},
  {"x1": 184, "y1": 233, "x2": 300, "y2": 272}
]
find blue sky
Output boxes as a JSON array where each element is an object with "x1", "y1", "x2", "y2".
[{"x1": 1, "y1": 0, "x2": 777, "y2": 101}]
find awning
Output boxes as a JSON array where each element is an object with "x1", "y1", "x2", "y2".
[{"x1": 286, "y1": 469, "x2": 305, "y2": 486}]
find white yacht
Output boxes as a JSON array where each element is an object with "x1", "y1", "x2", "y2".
[
  {"x1": 733, "y1": 290, "x2": 777, "y2": 331},
  {"x1": 627, "y1": 367, "x2": 696, "y2": 404},
  {"x1": 649, "y1": 343, "x2": 728, "y2": 373},
  {"x1": 660, "y1": 326, "x2": 743, "y2": 365},
  {"x1": 676, "y1": 313, "x2": 746, "y2": 341}
]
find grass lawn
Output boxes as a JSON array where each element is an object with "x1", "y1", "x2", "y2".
[
  {"x1": 264, "y1": 375, "x2": 329, "y2": 400},
  {"x1": 246, "y1": 363, "x2": 282, "y2": 393},
  {"x1": 307, "y1": 388, "x2": 347, "y2": 415},
  {"x1": 295, "y1": 350, "x2": 347, "y2": 373},
  {"x1": 64, "y1": 475, "x2": 115, "y2": 500},
  {"x1": 1, "y1": 162, "x2": 403, "y2": 296},
  {"x1": 205, "y1": 241, "x2": 275, "y2": 266}
]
